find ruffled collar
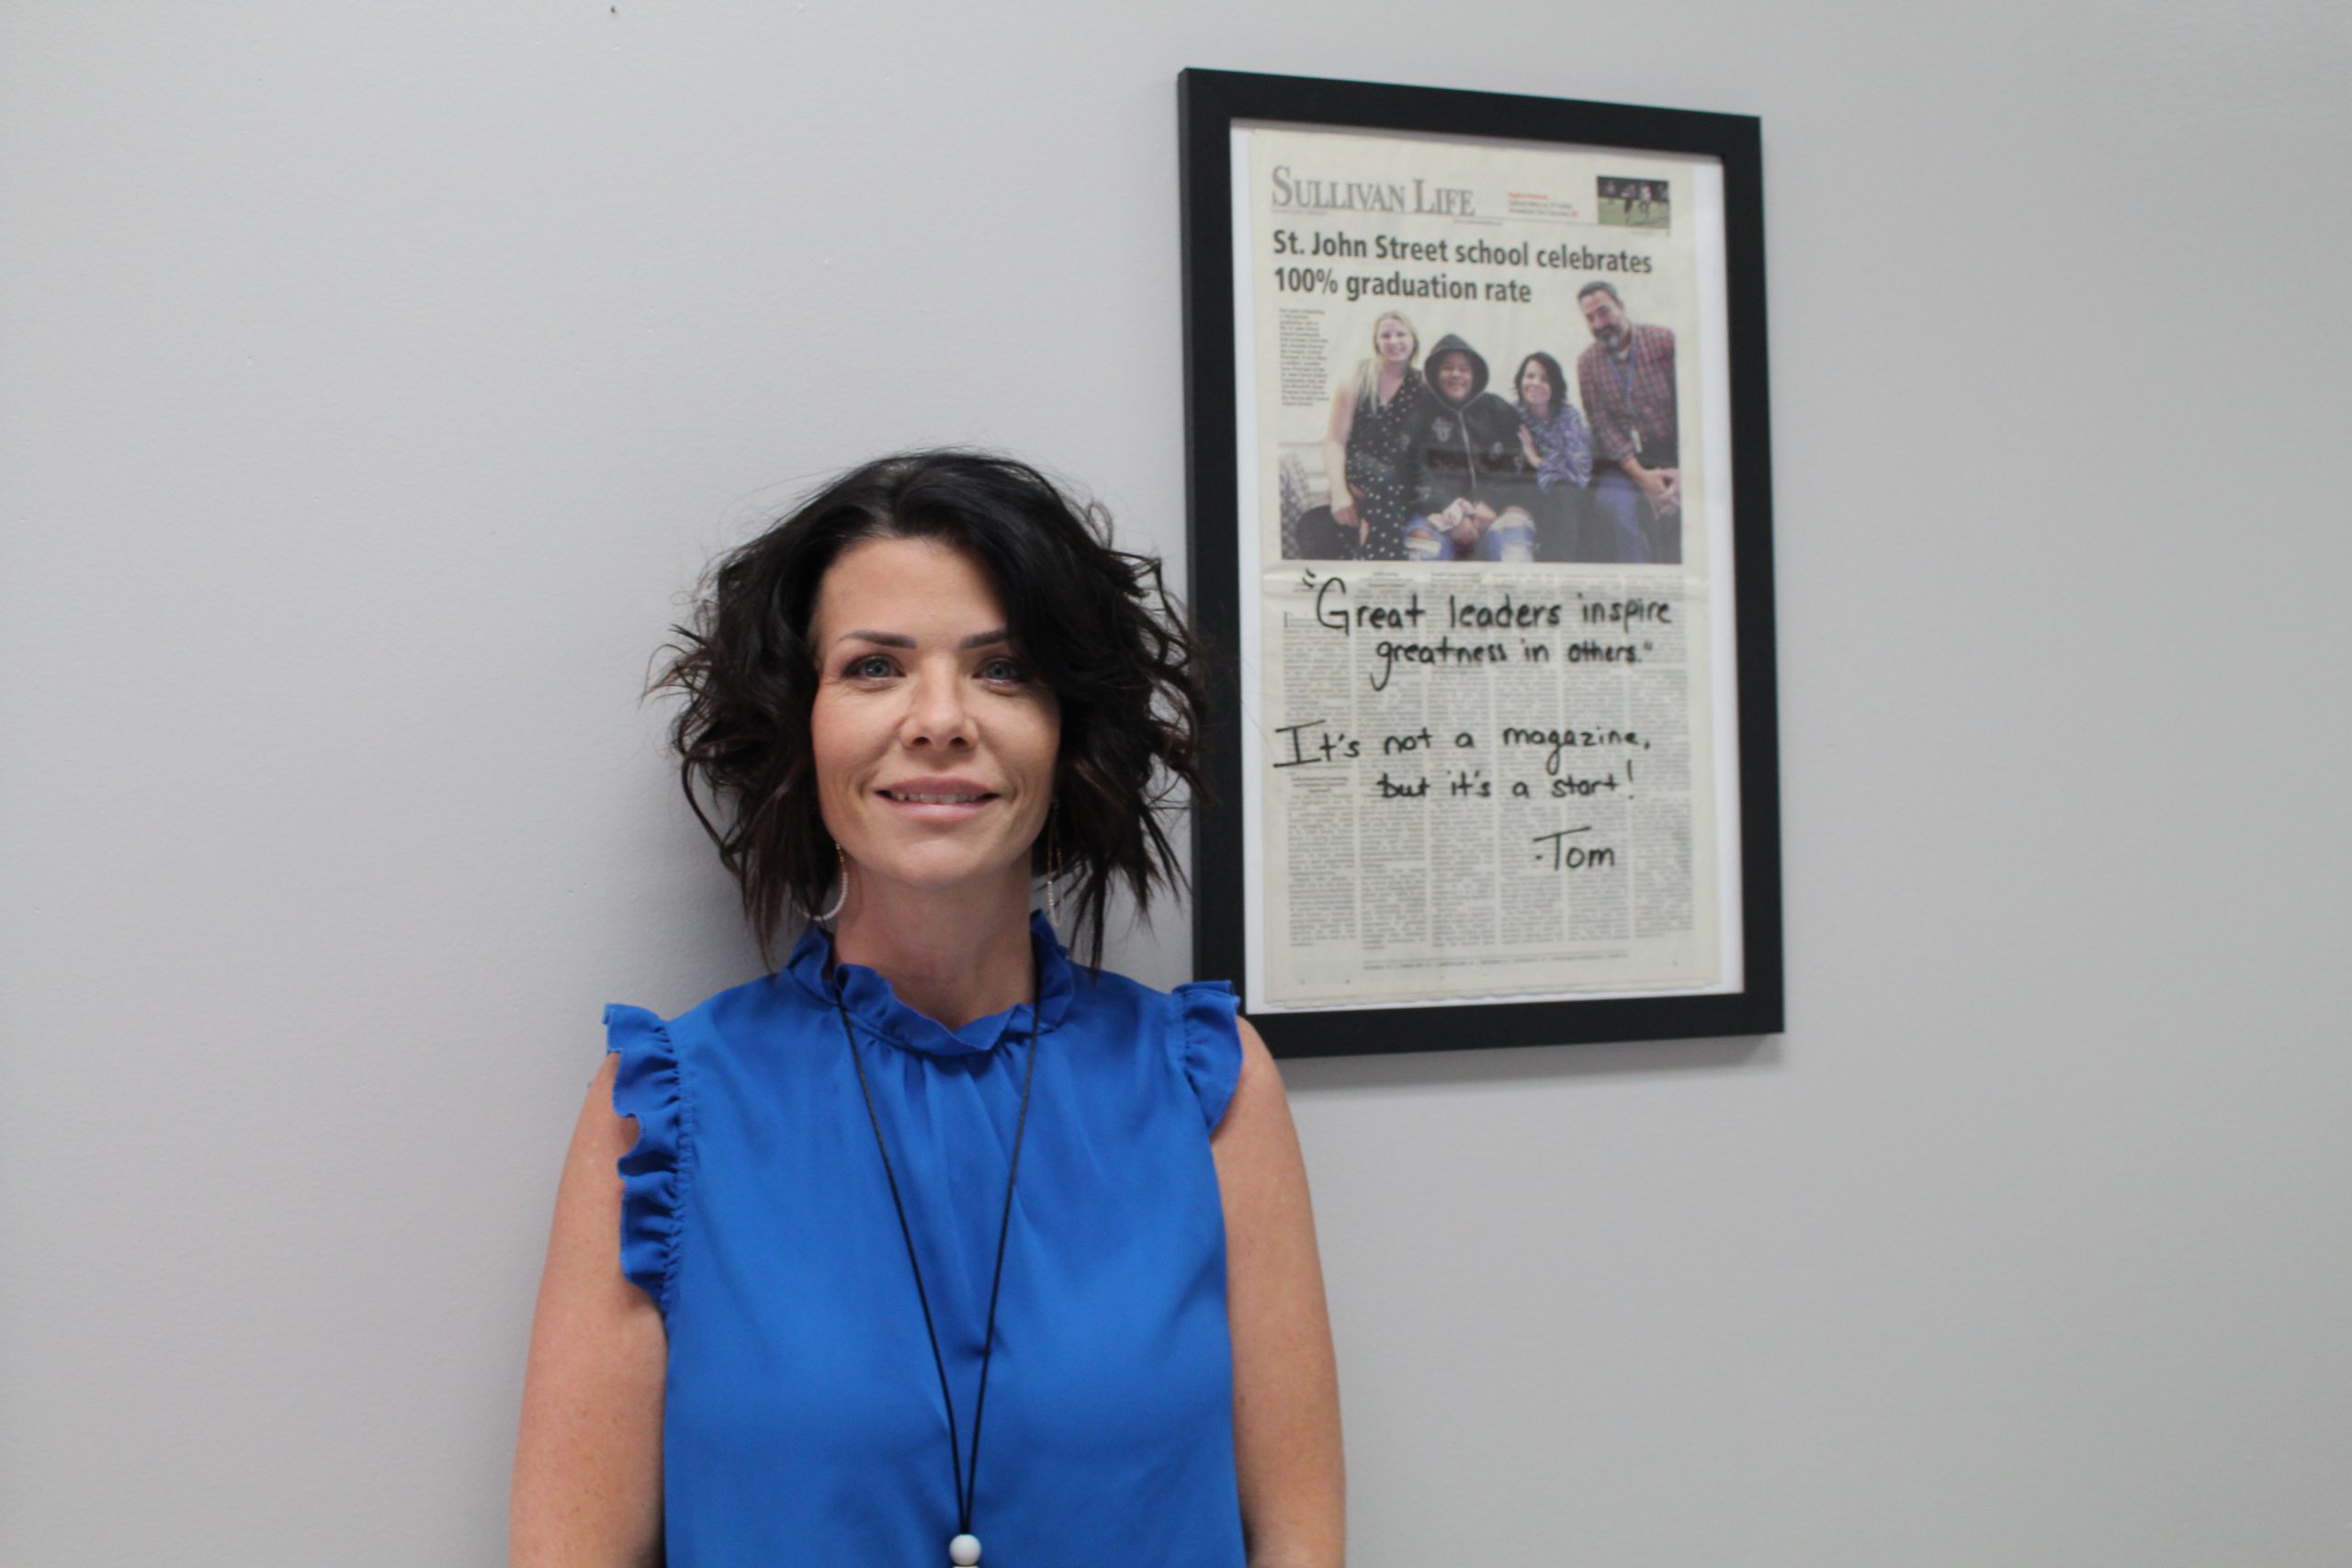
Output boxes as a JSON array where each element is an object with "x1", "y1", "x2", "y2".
[{"x1": 785, "y1": 910, "x2": 1075, "y2": 1058}]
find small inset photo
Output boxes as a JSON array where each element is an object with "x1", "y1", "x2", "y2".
[{"x1": 1597, "y1": 175, "x2": 1670, "y2": 229}]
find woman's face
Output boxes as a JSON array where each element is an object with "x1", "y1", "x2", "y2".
[
  {"x1": 808, "y1": 536, "x2": 1059, "y2": 905},
  {"x1": 1374, "y1": 317, "x2": 1416, "y2": 364},
  {"x1": 1519, "y1": 359, "x2": 1553, "y2": 412}
]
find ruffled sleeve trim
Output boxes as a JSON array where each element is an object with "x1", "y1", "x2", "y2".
[
  {"x1": 1173, "y1": 981, "x2": 1243, "y2": 1134},
  {"x1": 605, "y1": 1003, "x2": 691, "y2": 1316}
]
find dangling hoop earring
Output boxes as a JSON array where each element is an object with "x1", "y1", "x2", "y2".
[
  {"x1": 1043, "y1": 811, "x2": 1062, "y2": 933},
  {"x1": 813, "y1": 843, "x2": 848, "y2": 925}
]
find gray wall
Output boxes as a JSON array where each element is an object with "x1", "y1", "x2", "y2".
[{"x1": 4, "y1": 3, "x2": 2346, "y2": 1562}]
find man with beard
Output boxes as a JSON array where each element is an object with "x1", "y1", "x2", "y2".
[
  {"x1": 1576, "y1": 280, "x2": 1680, "y2": 563},
  {"x1": 1403, "y1": 333, "x2": 1540, "y2": 562}
]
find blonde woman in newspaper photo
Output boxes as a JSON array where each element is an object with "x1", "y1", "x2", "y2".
[{"x1": 1314, "y1": 310, "x2": 1429, "y2": 559}]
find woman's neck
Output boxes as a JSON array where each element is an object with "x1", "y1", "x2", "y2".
[{"x1": 828, "y1": 867, "x2": 1038, "y2": 1029}]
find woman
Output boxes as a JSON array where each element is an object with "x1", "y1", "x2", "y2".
[
  {"x1": 1317, "y1": 310, "x2": 1427, "y2": 559},
  {"x1": 1510, "y1": 351, "x2": 1593, "y2": 562},
  {"x1": 510, "y1": 452, "x2": 1343, "y2": 1567}
]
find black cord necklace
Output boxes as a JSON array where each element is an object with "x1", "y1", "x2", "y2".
[{"x1": 833, "y1": 958, "x2": 1040, "y2": 1568}]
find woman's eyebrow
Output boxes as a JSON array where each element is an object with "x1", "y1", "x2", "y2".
[{"x1": 831, "y1": 628, "x2": 1011, "y2": 650}]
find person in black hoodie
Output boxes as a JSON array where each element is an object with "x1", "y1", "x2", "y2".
[{"x1": 1402, "y1": 333, "x2": 1541, "y2": 562}]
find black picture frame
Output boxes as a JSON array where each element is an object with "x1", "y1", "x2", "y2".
[{"x1": 1178, "y1": 68, "x2": 1783, "y2": 1057}]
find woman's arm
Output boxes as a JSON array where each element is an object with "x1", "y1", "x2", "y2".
[
  {"x1": 1321, "y1": 383, "x2": 1361, "y2": 534},
  {"x1": 1519, "y1": 420, "x2": 1546, "y2": 479},
  {"x1": 1560, "y1": 403, "x2": 1594, "y2": 488},
  {"x1": 1216, "y1": 1019, "x2": 1345, "y2": 1568},
  {"x1": 510, "y1": 1055, "x2": 667, "y2": 1567}
]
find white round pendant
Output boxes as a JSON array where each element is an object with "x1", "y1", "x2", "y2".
[{"x1": 948, "y1": 1533, "x2": 982, "y2": 1566}]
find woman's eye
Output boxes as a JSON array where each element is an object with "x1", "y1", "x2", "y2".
[
  {"x1": 843, "y1": 654, "x2": 895, "y2": 679},
  {"x1": 979, "y1": 658, "x2": 1027, "y2": 683}
]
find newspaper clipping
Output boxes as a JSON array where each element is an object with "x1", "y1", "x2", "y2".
[{"x1": 1242, "y1": 126, "x2": 1726, "y2": 1010}]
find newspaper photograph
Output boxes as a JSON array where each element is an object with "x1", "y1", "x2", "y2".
[{"x1": 1236, "y1": 124, "x2": 1736, "y2": 1010}]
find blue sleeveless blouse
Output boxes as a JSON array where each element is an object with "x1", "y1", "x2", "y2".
[{"x1": 605, "y1": 913, "x2": 1248, "y2": 1566}]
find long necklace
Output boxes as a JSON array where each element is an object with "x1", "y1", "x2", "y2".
[{"x1": 833, "y1": 960, "x2": 1041, "y2": 1568}]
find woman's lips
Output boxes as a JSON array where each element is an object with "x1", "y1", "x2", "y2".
[{"x1": 876, "y1": 780, "x2": 999, "y2": 818}]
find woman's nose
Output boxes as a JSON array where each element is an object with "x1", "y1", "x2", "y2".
[{"x1": 900, "y1": 663, "x2": 976, "y2": 748}]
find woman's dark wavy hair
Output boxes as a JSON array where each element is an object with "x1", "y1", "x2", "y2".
[
  {"x1": 1514, "y1": 350, "x2": 1568, "y2": 412},
  {"x1": 658, "y1": 450, "x2": 1208, "y2": 971}
]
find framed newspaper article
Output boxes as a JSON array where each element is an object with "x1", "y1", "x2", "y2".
[{"x1": 1178, "y1": 69, "x2": 1783, "y2": 1056}]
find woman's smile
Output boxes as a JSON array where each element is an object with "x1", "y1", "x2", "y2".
[{"x1": 877, "y1": 773, "x2": 1001, "y2": 815}]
